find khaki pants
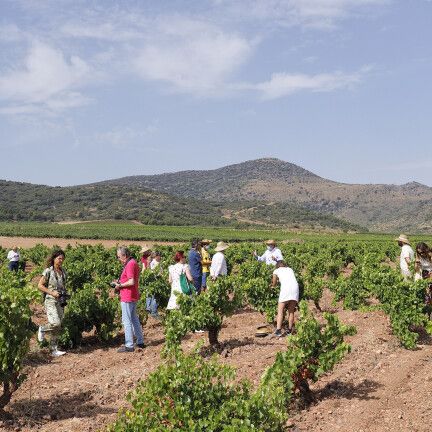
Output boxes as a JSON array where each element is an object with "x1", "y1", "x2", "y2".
[{"x1": 42, "y1": 296, "x2": 64, "y2": 347}]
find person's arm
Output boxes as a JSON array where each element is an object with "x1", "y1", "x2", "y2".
[
  {"x1": 256, "y1": 251, "x2": 266, "y2": 262},
  {"x1": 185, "y1": 265, "x2": 193, "y2": 282},
  {"x1": 114, "y1": 262, "x2": 136, "y2": 290},
  {"x1": 271, "y1": 273, "x2": 278, "y2": 287},
  {"x1": 38, "y1": 274, "x2": 59, "y2": 298},
  {"x1": 273, "y1": 249, "x2": 283, "y2": 262}
]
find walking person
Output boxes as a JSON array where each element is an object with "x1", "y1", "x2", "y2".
[
  {"x1": 112, "y1": 247, "x2": 145, "y2": 353},
  {"x1": 166, "y1": 251, "x2": 194, "y2": 310},
  {"x1": 396, "y1": 234, "x2": 414, "y2": 279},
  {"x1": 271, "y1": 260, "x2": 299, "y2": 337},
  {"x1": 253, "y1": 240, "x2": 283, "y2": 266},
  {"x1": 7, "y1": 246, "x2": 20, "y2": 272},
  {"x1": 188, "y1": 239, "x2": 203, "y2": 294},
  {"x1": 210, "y1": 241, "x2": 229, "y2": 280},
  {"x1": 200, "y1": 239, "x2": 212, "y2": 290},
  {"x1": 37, "y1": 250, "x2": 68, "y2": 357}
]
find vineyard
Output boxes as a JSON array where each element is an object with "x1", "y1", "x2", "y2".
[{"x1": 0, "y1": 239, "x2": 431, "y2": 431}]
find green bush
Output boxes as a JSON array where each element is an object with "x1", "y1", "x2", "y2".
[
  {"x1": 108, "y1": 349, "x2": 287, "y2": 432},
  {"x1": 0, "y1": 269, "x2": 38, "y2": 411}
]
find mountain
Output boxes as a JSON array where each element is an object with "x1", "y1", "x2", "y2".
[
  {"x1": 100, "y1": 158, "x2": 432, "y2": 232},
  {"x1": 0, "y1": 178, "x2": 361, "y2": 231}
]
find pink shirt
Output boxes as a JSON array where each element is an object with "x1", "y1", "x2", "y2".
[{"x1": 119, "y1": 258, "x2": 140, "y2": 302}]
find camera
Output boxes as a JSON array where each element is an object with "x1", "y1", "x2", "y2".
[
  {"x1": 58, "y1": 291, "x2": 70, "y2": 308},
  {"x1": 109, "y1": 282, "x2": 117, "y2": 289}
]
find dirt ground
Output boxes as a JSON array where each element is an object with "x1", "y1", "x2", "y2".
[
  {"x1": 1, "y1": 288, "x2": 431, "y2": 432},
  {"x1": 0, "y1": 236, "x2": 180, "y2": 250}
]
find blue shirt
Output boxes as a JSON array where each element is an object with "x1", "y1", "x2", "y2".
[{"x1": 188, "y1": 249, "x2": 202, "y2": 278}]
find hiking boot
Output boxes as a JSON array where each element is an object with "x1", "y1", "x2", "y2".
[
  {"x1": 51, "y1": 348, "x2": 66, "y2": 357},
  {"x1": 117, "y1": 346, "x2": 134, "y2": 353},
  {"x1": 136, "y1": 343, "x2": 145, "y2": 349},
  {"x1": 37, "y1": 326, "x2": 45, "y2": 342}
]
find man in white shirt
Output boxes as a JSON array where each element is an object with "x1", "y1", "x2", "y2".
[
  {"x1": 253, "y1": 240, "x2": 283, "y2": 266},
  {"x1": 396, "y1": 234, "x2": 414, "y2": 280},
  {"x1": 7, "y1": 246, "x2": 20, "y2": 272},
  {"x1": 210, "y1": 242, "x2": 229, "y2": 280}
]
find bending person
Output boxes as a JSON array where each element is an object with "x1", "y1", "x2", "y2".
[{"x1": 271, "y1": 260, "x2": 299, "y2": 337}]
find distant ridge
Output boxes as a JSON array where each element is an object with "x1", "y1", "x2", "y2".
[{"x1": 99, "y1": 158, "x2": 432, "y2": 233}]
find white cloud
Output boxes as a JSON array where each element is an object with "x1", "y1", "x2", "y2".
[
  {"x1": 94, "y1": 125, "x2": 158, "y2": 150},
  {"x1": 251, "y1": 66, "x2": 370, "y2": 99},
  {"x1": 133, "y1": 17, "x2": 254, "y2": 96},
  {"x1": 0, "y1": 40, "x2": 92, "y2": 114}
]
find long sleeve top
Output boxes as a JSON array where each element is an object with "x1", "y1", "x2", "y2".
[
  {"x1": 210, "y1": 252, "x2": 227, "y2": 278},
  {"x1": 257, "y1": 248, "x2": 283, "y2": 266}
]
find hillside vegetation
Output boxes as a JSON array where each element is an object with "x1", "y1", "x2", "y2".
[{"x1": 101, "y1": 158, "x2": 432, "y2": 232}]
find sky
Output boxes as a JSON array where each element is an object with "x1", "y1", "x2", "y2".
[{"x1": 1, "y1": 0, "x2": 431, "y2": 187}]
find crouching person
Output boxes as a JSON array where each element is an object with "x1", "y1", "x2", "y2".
[
  {"x1": 37, "y1": 250, "x2": 68, "y2": 357},
  {"x1": 113, "y1": 246, "x2": 145, "y2": 353}
]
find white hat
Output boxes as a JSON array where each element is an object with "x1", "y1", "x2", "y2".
[
  {"x1": 215, "y1": 241, "x2": 229, "y2": 252},
  {"x1": 140, "y1": 245, "x2": 151, "y2": 253},
  {"x1": 395, "y1": 234, "x2": 410, "y2": 245}
]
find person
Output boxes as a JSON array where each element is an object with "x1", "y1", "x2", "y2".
[
  {"x1": 7, "y1": 246, "x2": 20, "y2": 272},
  {"x1": 271, "y1": 260, "x2": 299, "y2": 337},
  {"x1": 150, "y1": 251, "x2": 162, "y2": 271},
  {"x1": 396, "y1": 234, "x2": 414, "y2": 279},
  {"x1": 167, "y1": 251, "x2": 194, "y2": 310},
  {"x1": 140, "y1": 246, "x2": 152, "y2": 274},
  {"x1": 414, "y1": 242, "x2": 432, "y2": 311},
  {"x1": 188, "y1": 239, "x2": 203, "y2": 294},
  {"x1": 147, "y1": 251, "x2": 162, "y2": 318},
  {"x1": 37, "y1": 250, "x2": 68, "y2": 357},
  {"x1": 112, "y1": 246, "x2": 145, "y2": 353},
  {"x1": 200, "y1": 239, "x2": 212, "y2": 291},
  {"x1": 253, "y1": 240, "x2": 283, "y2": 265},
  {"x1": 210, "y1": 241, "x2": 229, "y2": 280}
]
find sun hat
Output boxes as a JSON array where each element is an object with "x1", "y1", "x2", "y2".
[
  {"x1": 265, "y1": 239, "x2": 276, "y2": 246},
  {"x1": 395, "y1": 234, "x2": 410, "y2": 245},
  {"x1": 201, "y1": 239, "x2": 212, "y2": 245},
  {"x1": 140, "y1": 245, "x2": 151, "y2": 253},
  {"x1": 215, "y1": 241, "x2": 229, "y2": 252},
  {"x1": 255, "y1": 324, "x2": 273, "y2": 338}
]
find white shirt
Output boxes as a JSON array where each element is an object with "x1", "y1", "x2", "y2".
[
  {"x1": 210, "y1": 252, "x2": 227, "y2": 278},
  {"x1": 7, "y1": 250, "x2": 20, "y2": 262},
  {"x1": 150, "y1": 260, "x2": 160, "y2": 270},
  {"x1": 400, "y1": 244, "x2": 414, "y2": 274},
  {"x1": 257, "y1": 248, "x2": 283, "y2": 266},
  {"x1": 273, "y1": 266, "x2": 299, "y2": 302}
]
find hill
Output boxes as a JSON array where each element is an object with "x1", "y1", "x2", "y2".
[
  {"x1": 0, "y1": 179, "x2": 361, "y2": 232},
  {"x1": 100, "y1": 158, "x2": 432, "y2": 232}
]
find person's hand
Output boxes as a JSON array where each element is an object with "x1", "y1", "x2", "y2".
[
  {"x1": 51, "y1": 290, "x2": 60, "y2": 298},
  {"x1": 253, "y1": 250, "x2": 257, "y2": 256}
]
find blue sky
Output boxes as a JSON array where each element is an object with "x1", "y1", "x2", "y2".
[{"x1": 1, "y1": 0, "x2": 431, "y2": 186}]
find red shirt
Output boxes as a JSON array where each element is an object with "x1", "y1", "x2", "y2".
[{"x1": 119, "y1": 258, "x2": 140, "y2": 302}]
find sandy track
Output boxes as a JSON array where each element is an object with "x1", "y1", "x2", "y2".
[{"x1": 0, "y1": 236, "x2": 181, "y2": 249}]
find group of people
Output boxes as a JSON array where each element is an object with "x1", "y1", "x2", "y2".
[
  {"x1": 396, "y1": 234, "x2": 432, "y2": 306},
  {"x1": 34, "y1": 238, "x2": 298, "y2": 357}
]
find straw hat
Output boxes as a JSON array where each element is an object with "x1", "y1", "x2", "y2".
[
  {"x1": 265, "y1": 239, "x2": 276, "y2": 246},
  {"x1": 140, "y1": 245, "x2": 151, "y2": 253},
  {"x1": 395, "y1": 234, "x2": 410, "y2": 245},
  {"x1": 215, "y1": 241, "x2": 229, "y2": 252},
  {"x1": 201, "y1": 239, "x2": 212, "y2": 245}
]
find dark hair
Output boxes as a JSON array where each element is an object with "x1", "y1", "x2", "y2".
[
  {"x1": 275, "y1": 260, "x2": 286, "y2": 268},
  {"x1": 191, "y1": 238, "x2": 200, "y2": 249},
  {"x1": 416, "y1": 242, "x2": 430, "y2": 256},
  {"x1": 174, "y1": 251, "x2": 185, "y2": 262},
  {"x1": 154, "y1": 251, "x2": 161, "y2": 257},
  {"x1": 142, "y1": 251, "x2": 151, "y2": 258},
  {"x1": 47, "y1": 249, "x2": 65, "y2": 268}
]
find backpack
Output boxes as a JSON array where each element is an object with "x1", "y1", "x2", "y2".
[{"x1": 180, "y1": 270, "x2": 194, "y2": 295}]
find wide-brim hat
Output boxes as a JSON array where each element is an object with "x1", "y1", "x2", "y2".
[
  {"x1": 140, "y1": 245, "x2": 151, "y2": 253},
  {"x1": 201, "y1": 239, "x2": 212, "y2": 245},
  {"x1": 255, "y1": 324, "x2": 273, "y2": 337},
  {"x1": 215, "y1": 241, "x2": 229, "y2": 252},
  {"x1": 265, "y1": 239, "x2": 276, "y2": 246},
  {"x1": 395, "y1": 234, "x2": 410, "y2": 245}
]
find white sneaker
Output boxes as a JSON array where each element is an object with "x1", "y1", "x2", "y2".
[
  {"x1": 37, "y1": 326, "x2": 45, "y2": 342},
  {"x1": 51, "y1": 349, "x2": 66, "y2": 357}
]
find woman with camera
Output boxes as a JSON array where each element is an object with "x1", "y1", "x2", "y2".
[{"x1": 37, "y1": 250, "x2": 68, "y2": 357}]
